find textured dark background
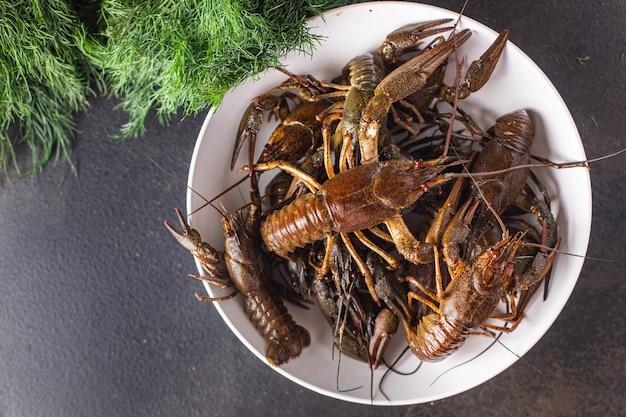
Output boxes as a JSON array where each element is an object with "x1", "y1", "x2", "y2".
[{"x1": 1, "y1": 1, "x2": 624, "y2": 416}]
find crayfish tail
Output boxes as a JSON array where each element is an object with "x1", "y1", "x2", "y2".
[
  {"x1": 262, "y1": 192, "x2": 331, "y2": 254},
  {"x1": 245, "y1": 291, "x2": 311, "y2": 366},
  {"x1": 405, "y1": 314, "x2": 471, "y2": 362},
  {"x1": 266, "y1": 325, "x2": 311, "y2": 366}
]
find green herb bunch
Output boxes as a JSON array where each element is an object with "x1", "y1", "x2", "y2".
[
  {"x1": 91, "y1": 0, "x2": 354, "y2": 137},
  {"x1": 1, "y1": 0, "x2": 360, "y2": 179},
  {"x1": 0, "y1": 0, "x2": 99, "y2": 177}
]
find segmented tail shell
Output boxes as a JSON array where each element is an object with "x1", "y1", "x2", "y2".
[
  {"x1": 245, "y1": 291, "x2": 311, "y2": 366},
  {"x1": 344, "y1": 53, "x2": 385, "y2": 91},
  {"x1": 261, "y1": 192, "x2": 332, "y2": 254},
  {"x1": 492, "y1": 109, "x2": 534, "y2": 155},
  {"x1": 406, "y1": 314, "x2": 471, "y2": 362}
]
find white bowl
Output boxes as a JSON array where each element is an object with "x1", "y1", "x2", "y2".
[{"x1": 185, "y1": 1, "x2": 590, "y2": 406}]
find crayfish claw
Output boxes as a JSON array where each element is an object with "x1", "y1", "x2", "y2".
[
  {"x1": 164, "y1": 208, "x2": 223, "y2": 270},
  {"x1": 369, "y1": 307, "x2": 399, "y2": 369},
  {"x1": 441, "y1": 29, "x2": 509, "y2": 101},
  {"x1": 466, "y1": 29, "x2": 509, "y2": 93},
  {"x1": 164, "y1": 208, "x2": 201, "y2": 252},
  {"x1": 378, "y1": 18, "x2": 455, "y2": 65}
]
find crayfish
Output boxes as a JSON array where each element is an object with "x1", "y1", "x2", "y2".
[{"x1": 164, "y1": 182, "x2": 311, "y2": 366}]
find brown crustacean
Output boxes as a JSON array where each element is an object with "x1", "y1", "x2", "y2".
[
  {"x1": 439, "y1": 109, "x2": 559, "y2": 299},
  {"x1": 403, "y1": 232, "x2": 527, "y2": 362},
  {"x1": 253, "y1": 155, "x2": 456, "y2": 304},
  {"x1": 164, "y1": 197, "x2": 310, "y2": 366},
  {"x1": 396, "y1": 110, "x2": 559, "y2": 362}
]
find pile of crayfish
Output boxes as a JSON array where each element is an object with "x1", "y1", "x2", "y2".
[{"x1": 165, "y1": 20, "x2": 562, "y2": 368}]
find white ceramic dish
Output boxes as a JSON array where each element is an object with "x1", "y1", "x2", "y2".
[{"x1": 186, "y1": 2, "x2": 590, "y2": 406}]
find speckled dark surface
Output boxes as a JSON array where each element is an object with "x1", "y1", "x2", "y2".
[{"x1": 1, "y1": 1, "x2": 624, "y2": 416}]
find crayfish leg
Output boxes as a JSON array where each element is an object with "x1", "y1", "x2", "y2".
[
  {"x1": 424, "y1": 175, "x2": 466, "y2": 247},
  {"x1": 406, "y1": 267, "x2": 441, "y2": 315},
  {"x1": 194, "y1": 291, "x2": 238, "y2": 303},
  {"x1": 252, "y1": 160, "x2": 321, "y2": 193},
  {"x1": 384, "y1": 214, "x2": 435, "y2": 265},
  {"x1": 339, "y1": 232, "x2": 381, "y2": 306},
  {"x1": 353, "y1": 230, "x2": 399, "y2": 269}
]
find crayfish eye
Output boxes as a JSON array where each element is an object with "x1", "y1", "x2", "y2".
[
  {"x1": 421, "y1": 183, "x2": 431, "y2": 192},
  {"x1": 413, "y1": 159, "x2": 424, "y2": 169},
  {"x1": 489, "y1": 248, "x2": 498, "y2": 259}
]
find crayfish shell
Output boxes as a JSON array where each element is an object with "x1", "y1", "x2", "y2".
[{"x1": 245, "y1": 290, "x2": 311, "y2": 366}]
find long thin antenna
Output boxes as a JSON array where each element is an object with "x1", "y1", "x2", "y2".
[
  {"x1": 450, "y1": 147, "x2": 626, "y2": 178},
  {"x1": 147, "y1": 155, "x2": 246, "y2": 217}
]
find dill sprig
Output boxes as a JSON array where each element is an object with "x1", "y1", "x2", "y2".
[
  {"x1": 91, "y1": 0, "x2": 354, "y2": 137},
  {"x1": 0, "y1": 0, "x2": 98, "y2": 177},
  {"x1": 1, "y1": 0, "x2": 359, "y2": 178}
]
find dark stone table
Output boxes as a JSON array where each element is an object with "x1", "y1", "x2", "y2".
[{"x1": 1, "y1": 1, "x2": 624, "y2": 416}]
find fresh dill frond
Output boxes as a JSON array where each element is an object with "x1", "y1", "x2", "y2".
[
  {"x1": 0, "y1": 0, "x2": 360, "y2": 178},
  {"x1": 0, "y1": 0, "x2": 98, "y2": 177},
  {"x1": 91, "y1": 0, "x2": 358, "y2": 138}
]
